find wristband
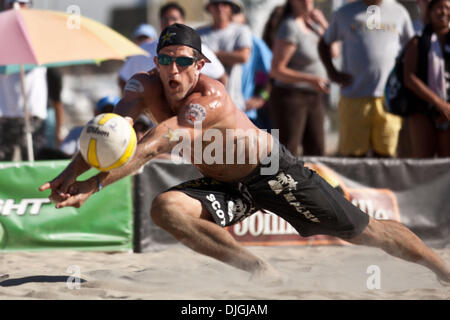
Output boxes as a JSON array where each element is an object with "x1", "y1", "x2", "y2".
[
  {"x1": 94, "y1": 176, "x2": 103, "y2": 192},
  {"x1": 259, "y1": 89, "x2": 270, "y2": 101}
]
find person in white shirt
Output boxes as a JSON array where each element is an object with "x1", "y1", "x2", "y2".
[
  {"x1": 0, "y1": 68, "x2": 48, "y2": 161},
  {"x1": 0, "y1": 0, "x2": 49, "y2": 161},
  {"x1": 197, "y1": 0, "x2": 252, "y2": 111},
  {"x1": 319, "y1": 0, "x2": 415, "y2": 158},
  {"x1": 118, "y1": 24, "x2": 158, "y2": 91}
]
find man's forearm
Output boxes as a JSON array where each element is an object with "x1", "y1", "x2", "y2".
[
  {"x1": 405, "y1": 73, "x2": 446, "y2": 110},
  {"x1": 215, "y1": 49, "x2": 249, "y2": 66},
  {"x1": 66, "y1": 152, "x2": 92, "y2": 177},
  {"x1": 318, "y1": 38, "x2": 338, "y2": 77},
  {"x1": 91, "y1": 145, "x2": 152, "y2": 191},
  {"x1": 90, "y1": 124, "x2": 182, "y2": 190},
  {"x1": 270, "y1": 67, "x2": 317, "y2": 85}
]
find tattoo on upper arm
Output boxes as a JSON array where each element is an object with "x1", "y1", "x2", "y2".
[{"x1": 183, "y1": 103, "x2": 206, "y2": 125}]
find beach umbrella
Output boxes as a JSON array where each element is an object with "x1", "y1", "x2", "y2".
[{"x1": 0, "y1": 4, "x2": 148, "y2": 161}]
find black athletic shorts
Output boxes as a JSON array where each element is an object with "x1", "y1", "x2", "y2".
[{"x1": 168, "y1": 145, "x2": 369, "y2": 239}]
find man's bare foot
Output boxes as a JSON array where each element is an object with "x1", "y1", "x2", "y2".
[
  {"x1": 437, "y1": 277, "x2": 450, "y2": 287},
  {"x1": 437, "y1": 272, "x2": 450, "y2": 287},
  {"x1": 249, "y1": 263, "x2": 285, "y2": 286},
  {"x1": 434, "y1": 264, "x2": 450, "y2": 285}
]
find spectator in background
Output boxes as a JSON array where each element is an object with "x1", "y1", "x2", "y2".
[
  {"x1": 232, "y1": 12, "x2": 273, "y2": 129},
  {"x1": 0, "y1": 67, "x2": 47, "y2": 161},
  {"x1": 0, "y1": 0, "x2": 48, "y2": 161},
  {"x1": 44, "y1": 68, "x2": 64, "y2": 150},
  {"x1": 1, "y1": 1, "x2": 65, "y2": 161},
  {"x1": 268, "y1": 0, "x2": 337, "y2": 156},
  {"x1": 118, "y1": 2, "x2": 226, "y2": 92},
  {"x1": 397, "y1": 0, "x2": 430, "y2": 158},
  {"x1": 262, "y1": 6, "x2": 285, "y2": 51},
  {"x1": 403, "y1": 0, "x2": 450, "y2": 157},
  {"x1": 415, "y1": 0, "x2": 431, "y2": 33},
  {"x1": 34, "y1": 68, "x2": 67, "y2": 160},
  {"x1": 198, "y1": 0, "x2": 252, "y2": 112},
  {"x1": 132, "y1": 23, "x2": 157, "y2": 45},
  {"x1": 59, "y1": 95, "x2": 119, "y2": 157},
  {"x1": 319, "y1": 0, "x2": 414, "y2": 158},
  {"x1": 2, "y1": 0, "x2": 28, "y2": 9},
  {"x1": 118, "y1": 23, "x2": 159, "y2": 92}
]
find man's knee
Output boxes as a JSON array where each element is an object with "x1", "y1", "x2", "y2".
[
  {"x1": 151, "y1": 192, "x2": 184, "y2": 227},
  {"x1": 151, "y1": 191, "x2": 205, "y2": 227}
]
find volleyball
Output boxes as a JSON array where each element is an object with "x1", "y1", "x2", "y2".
[{"x1": 79, "y1": 113, "x2": 137, "y2": 172}]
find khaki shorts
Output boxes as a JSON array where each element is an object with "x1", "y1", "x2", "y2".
[{"x1": 338, "y1": 97, "x2": 402, "y2": 157}]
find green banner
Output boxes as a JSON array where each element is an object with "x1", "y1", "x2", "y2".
[{"x1": 0, "y1": 160, "x2": 133, "y2": 252}]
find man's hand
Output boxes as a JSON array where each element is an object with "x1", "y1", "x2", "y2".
[
  {"x1": 124, "y1": 116, "x2": 134, "y2": 126},
  {"x1": 307, "y1": 9, "x2": 328, "y2": 31},
  {"x1": 437, "y1": 101, "x2": 450, "y2": 121},
  {"x1": 53, "y1": 179, "x2": 98, "y2": 209},
  {"x1": 310, "y1": 76, "x2": 330, "y2": 94},
  {"x1": 39, "y1": 170, "x2": 78, "y2": 205}
]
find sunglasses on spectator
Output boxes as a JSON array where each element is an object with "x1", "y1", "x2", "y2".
[{"x1": 157, "y1": 54, "x2": 197, "y2": 67}]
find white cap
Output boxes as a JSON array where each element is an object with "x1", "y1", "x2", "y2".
[{"x1": 133, "y1": 24, "x2": 157, "y2": 40}]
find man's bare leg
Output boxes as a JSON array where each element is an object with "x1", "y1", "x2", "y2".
[
  {"x1": 347, "y1": 217, "x2": 450, "y2": 283},
  {"x1": 151, "y1": 191, "x2": 278, "y2": 278}
]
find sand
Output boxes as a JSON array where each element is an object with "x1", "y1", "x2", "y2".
[{"x1": 0, "y1": 245, "x2": 449, "y2": 300}]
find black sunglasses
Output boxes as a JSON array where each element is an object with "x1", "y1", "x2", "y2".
[{"x1": 157, "y1": 54, "x2": 197, "y2": 67}]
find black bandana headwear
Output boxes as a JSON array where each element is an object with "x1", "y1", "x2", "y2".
[{"x1": 157, "y1": 24, "x2": 211, "y2": 63}]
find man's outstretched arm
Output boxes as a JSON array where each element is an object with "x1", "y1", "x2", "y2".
[
  {"x1": 39, "y1": 72, "x2": 154, "y2": 205},
  {"x1": 94, "y1": 116, "x2": 190, "y2": 189},
  {"x1": 93, "y1": 93, "x2": 223, "y2": 195},
  {"x1": 43, "y1": 114, "x2": 191, "y2": 209},
  {"x1": 47, "y1": 92, "x2": 221, "y2": 209}
]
